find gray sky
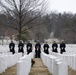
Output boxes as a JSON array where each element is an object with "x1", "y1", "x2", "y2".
[
  {"x1": 1, "y1": 0, "x2": 76, "y2": 14},
  {"x1": 47, "y1": 0, "x2": 76, "y2": 14}
]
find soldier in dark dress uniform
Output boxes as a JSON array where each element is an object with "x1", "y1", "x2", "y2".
[
  {"x1": 18, "y1": 41, "x2": 24, "y2": 54},
  {"x1": 43, "y1": 42, "x2": 49, "y2": 54},
  {"x1": 52, "y1": 41, "x2": 58, "y2": 53},
  {"x1": 35, "y1": 41, "x2": 41, "y2": 58},
  {"x1": 60, "y1": 40, "x2": 66, "y2": 54},
  {"x1": 9, "y1": 41, "x2": 15, "y2": 54},
  {"x1": 26, "y1": 41, "x2": 32, "y2": 54}
]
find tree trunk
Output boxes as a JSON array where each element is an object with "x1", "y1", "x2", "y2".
[
  {"x1": 18, "y1": 30, "x2": 21, "y2": 41},
  {"x1": 18, "y1": 0, "x2": 22, "y2": 41}
]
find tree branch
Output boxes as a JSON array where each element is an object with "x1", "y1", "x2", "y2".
[
  {"x1": 6, "y1": 25, "x2": 19, "y2": 31},
  {"x1": 22, "y1": 16, "x2": 37, "y2": 28}
]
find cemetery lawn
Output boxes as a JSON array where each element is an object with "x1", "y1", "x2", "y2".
[
  {"x1": 68, "y1": 67, "x2": 76, "y2": 75},
  {"x1": 0, "y1": 59, "x2": 76, "y2": 75},
  {"x1": 0, "y1": 65, "x2": 16, "y2": 75},
  {"x1": 29, "y1": 58, "x2": 52, "y2": 75}
]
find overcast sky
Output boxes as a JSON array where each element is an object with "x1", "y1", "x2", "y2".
[
  {"x1": 47, "y1": 0, "x2": 76, "y2": 14},
  {"x1": 0, "y1": 0, "x2": 76, "y2": 14}
]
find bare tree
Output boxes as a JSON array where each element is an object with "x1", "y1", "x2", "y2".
[{"x1": 0, "y1": 0, "x2": 47, "y2": 40}]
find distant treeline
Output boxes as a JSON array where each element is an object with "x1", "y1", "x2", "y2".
[{"x1": 0, "y1": 12, "x2": 76, "y2": 43}]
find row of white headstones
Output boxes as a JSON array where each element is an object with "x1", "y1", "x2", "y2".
[
  {"x1": 17, "y1": 52, "x2": 76, "y2": 75},
  {"x1": 17, "y1": 52, "x2": 34, "y2": 75},
  {"x1": 41, "y1": 51, "x2": 76, "y2": 75},
  {"x1": 0, "y1": 44, "x2": 76, "y2": 54},
  {"x1": 0, "y1": 53, "x2": 22, "y2": 73},
  {"x1": 0, "y1": 44, "x2": 76, "y2": 75},
  {"x1": 41, "y1": 44, "x2": 76, "y2": 75},
  {"x1": 17, "y1": 44, "x2": 76, "y2": 75}
]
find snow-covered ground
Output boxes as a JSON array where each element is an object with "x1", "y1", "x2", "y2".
[
  {"x1": 42, "y1": 44, "x2": 76, "y2": 54},
  {"x1": 0, "y1": 44, "x2": 76, "y2": 54},
  {"x1": 0, "y1": 44, "x2": 76, "y2": 74},
  {"x1": 0, "y1": 45, "x2": 27, "y2": 54}
]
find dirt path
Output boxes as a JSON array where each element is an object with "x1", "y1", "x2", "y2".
[
  {"x1": 68, "y1": 67, "x2": 76, "y2": 75},
  {"x1": 0, "y1": 65, "x2": 16, "y2": 75},
  {"x1": 29, "y1": 58, "x2": 52, "y2": 75},
  {"x1": 0, "y1": 59, "x2": 76, "y2": 75}
]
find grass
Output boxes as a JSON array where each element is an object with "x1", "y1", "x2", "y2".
[
  {"x1": 29, "y1": 58, "x2": 52, "y2": 75},
  {"x1": 68, "y1": 67, "x2": 76, "y2": 75},
  {"x1": 0, "y1": 65, "x2": 16, "y2": 75},
  {"x1": 0, "y1": 60, "x2": 76, "y2": 75}
]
